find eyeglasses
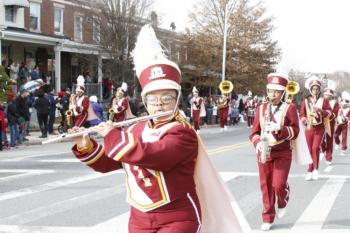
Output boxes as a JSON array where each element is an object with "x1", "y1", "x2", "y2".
[{"x1": 145, "y1": 95, "x2": 176, "y2": 105}]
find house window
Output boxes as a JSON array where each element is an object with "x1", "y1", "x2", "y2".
[
  {"x1": 54, "y1": 8, "x2": 64, "y2": 34},
  {"x1": 93, "y1": 18, "x2": 100, "y2": 43},
  {"x1": 5, "y1": 6, "x2": 16, "y2": 22},
  {"x1": 74, "y1": 15, "x2": 83, "y2": 41},
  {"x1": 30, "y1": 2, "x2": 41, "y2": 31}
]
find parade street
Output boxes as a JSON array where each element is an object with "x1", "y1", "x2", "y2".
[{"x1": 0, "y1": 124, "x2": 349, "y2": 233}]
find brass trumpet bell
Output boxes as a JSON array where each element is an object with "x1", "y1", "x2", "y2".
[
  {"x1": 286, "y1": 81, "x2": 300, "y2": 95},
  {"x1": 219, "y1": 80, "x2": 234, "y2": 94}
]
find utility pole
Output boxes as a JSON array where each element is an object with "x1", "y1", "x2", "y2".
[{"x1": 221, "y1": 3, "x2": 229, "y2": 82}]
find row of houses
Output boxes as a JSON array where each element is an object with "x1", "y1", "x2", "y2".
[{"x1": 0, "y1": 0, "x2": 189, "y2": 96}]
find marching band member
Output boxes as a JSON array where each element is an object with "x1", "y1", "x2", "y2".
[
  {"x1": 217, "y1": 94, "x2": 230, "y2": 131},
  {"x1": 68, "y1": 75, "x2": 98, "y2": 127},
  {"x1": 190, "y1": 86, "x2": 204, "y2": 133},
  {"x1": 109, "y1": 82, "x2": 130, "y2": 122},
  {"x1": 300, "y1": 76, "x2": 332, "y2": 180},
  {"x1": 321, "y1": 84, "x2": 339, "y2": 164},
  {"x1": 245, "y1": 91, "x2": 257, "y2": 128},
  {"x1": 250, "y1": 73, "x2": 300, "y2": 231},
  {"x1": 70, "y1": 25, "x2": 245, "y2": 233},
  {"x1": 68, "y1": 75, "x2": 90, "y2": 127},
  {"x1": 334, "y1": 91, "x2": 350, "y2": 156}
]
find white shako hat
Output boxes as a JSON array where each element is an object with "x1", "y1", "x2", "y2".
[
  {"x1": 341, "y1": 91, "x2": 350, "y2": 102},
  {"x1": 324, "y1": 80, "x2": 336, "y2": 96},
  {"x1": 117, "y1": 82, "x2": 128, "y2": 93},
  {"x1": 305, "y1": 75, "x2": 322, "y2": 90},
  {"x1": 132, "y1": 24, "x2": 181, "y2": 97},
  {"x1": 192, "y1": 86, "x2": 199, "y2": 93},
  {"x1": 266, "y1": 73, "x2": 289, "y2": 91}
]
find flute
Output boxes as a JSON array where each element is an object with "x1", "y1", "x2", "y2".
[{"x1": 42, "y1": 110, "x2": 174, "y2": 144}]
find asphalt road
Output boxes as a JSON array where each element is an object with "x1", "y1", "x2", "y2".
[{"x1": 0, "y1": 123, "x2": 349, "y2": 233}]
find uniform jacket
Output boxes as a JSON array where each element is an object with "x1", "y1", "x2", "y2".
[
  {"x1": 73, "y1": 119, "x2": 198, "y2": 212},
  {"x1": 70, "y1": 94, "x2": 89, "y2": 117},
  {"x1": 300, "y1": 96, "x2": 332, "y2": 126},
  {"x1": 111, "y1": 97, "x2": 129, "y2": 122},
  {"x1": 250, "y1": 102, "x2": 300, "y2": 160}
]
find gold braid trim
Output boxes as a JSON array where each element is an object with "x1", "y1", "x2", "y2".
[{"x1": 175, "y1": 112, "x2": 191, "y2": 128}]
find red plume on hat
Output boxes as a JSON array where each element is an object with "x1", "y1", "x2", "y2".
[{"x1": 132, "y1": 24, "x2": 181, "y2": 96}]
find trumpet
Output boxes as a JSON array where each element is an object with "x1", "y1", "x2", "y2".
[
  {"x1": 42, "y1": 110, "x2": 174, "y2": 144},
  {"x1": 285, "y1": 81, "x2": 300, "y2": 103}
]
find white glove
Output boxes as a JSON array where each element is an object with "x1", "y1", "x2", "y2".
[
  {"x1": 266, "y1": 122, "x2": 281, "y2": 132},
  {"x1": 256, "y1": 142, "x2": 262, "y2": 153}
]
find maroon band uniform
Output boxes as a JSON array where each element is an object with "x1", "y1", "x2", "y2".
[
  {"x1": 217, "y1": 96, "x2": 230, "y2": 129},
  {"x1": 321, "y1": 98, "x2": 339, "y2": 162},
  {"x1": 72, "y1": 118, "x2": 202, "y2": 233},
  {"x1": 245, "y1": 97, "x2": 257, "y2": 128},
  {"x1": 334, "y1": 104, "x2": 350, "y2": 152},
  {"x1": 250, "y1": 101, "x2": 299, "y2": 224},
  {"x1": 191, "y1": 96, "x2": 203, "y2": 131},
  {"x1": 70, "y1": 94, "x2": 89, "y2": 127},
  {"x1": 111, "y1": 97, "x2": 129, "y2": 122},
  {"x1": 300, "y1": 97, "x2": 332, "y2": 172}
]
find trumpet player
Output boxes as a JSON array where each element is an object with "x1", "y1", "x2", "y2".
[
  {"x1": 190, "y1": 86, "x2": 204, "y2": 133},
  {"x1": 109, "y1": 82, "x2": 129, "y2": 123},
  {"x1": 217, "y1": 93, "x2": 230, "y2": 131},
  {"x1": 249, "y1": 73, "x2": 299, "y2": 231},
  {"x1": 300, "y1": 76, "x2": 332, "y2": 181},
  {"x1": 70, "y1": 25, "x2": 244, "y2": 233},
  {"x1": 321, "y1": 85, "x2": 339, "y2": 164},
  {"x1": 334, "y1": 91, "x2": 350, "y2": 156}
]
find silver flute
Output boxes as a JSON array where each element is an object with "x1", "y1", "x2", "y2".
[{"x1": 42, "y1": 110, "x2": 174, "y2": 144}]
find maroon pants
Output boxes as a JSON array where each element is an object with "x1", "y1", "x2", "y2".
[
  {"x1": 192, "y1": 110, "x2": 200, "y2": 131},
  {"x1": 219, "y1": 108, "x2": 229, "y2": 128},
  {"x1": 258, "y1": 156, "x2": 291, "y2": 223},
  {"x1": 247, "y1": 116, "x2": 254, "y2": 127},
  {"x1": 129, "y1": 193, "x2": 201, "y2": 233},
  {"x1": 322, "y1": 121, "x2": 335, "y2": 162},
  {"x1": 334, "y1": 123, "x2": 348, "y2": 150},
  {"x1": 305, "y1": 126, "x2": 325, "y2": 172}
]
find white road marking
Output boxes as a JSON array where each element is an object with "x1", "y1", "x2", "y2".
[
  {"x1": 1, "y1": 151, "x2": 71, "y2": 161},
  {"x1": 0, "y1": 171, "x2": 121, "y2": 201},
  {"x1": 37, "y1": 159, "x2": 80, "y2": 163},
  {"x1": 291, "y1": 178, "x2": 346, "y2": 232},
  {"x1": 324, "y1": 165, "x2": 333, "y2": 173},
  {"x1": 0, "y1": 169, "x2": 55, "y2": 182},
  {"x1": 0, "y1": 186, "x2": 125, "y2": 225},
  {"x1": 93, "y1": 211, "x2": 130, "y2": 233}
]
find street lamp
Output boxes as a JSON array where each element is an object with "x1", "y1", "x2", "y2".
[{"x1": 221, "y1": 3, "x2": 229, "y2": 82}]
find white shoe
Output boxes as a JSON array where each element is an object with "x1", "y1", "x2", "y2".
[
  {"x1": 335, "y1": 144, "x2": 339, "y2": 150},
  {"x1": 326, "y1": 160, "x2": 332, "y2": 166},
  {"x1": 277, "y1": 208, "x2": 287, "y2": 219},
  {"x1": 312, "y1": 169, "x2": 319, "y2": 180},
  {"x1": 319, "y1": 152, "x2": 325, "y2": 161},
  {"x1": 260, "y1": 223, "x2": 272, "y2": 231},
  {"x1": 340, "y1": 150, "x2": 346, "y2": 156},
  {"x1": 224, "y1": 126, "x2": 228, "y2": 131},
  {"x1": 305, "y1": 172, "x2": 313, "y2": 181}
]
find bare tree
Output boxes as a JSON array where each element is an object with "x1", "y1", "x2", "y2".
[
  {"x1": 187, "y1": 0, "x2": 281, "y2": 95},
  {"x1": 89, "y1": 0, "x2": 154, "y2": 93}
]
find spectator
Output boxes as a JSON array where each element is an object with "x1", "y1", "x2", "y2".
[
  {"x1": 16, "y1": 88, "x2": 30, "y2": 141},
  {"x1": 30, "y1": 65, "x2": 40, "y2": 81},
  {"x1": 88, "y1": 96, "x2": 103, "y2": 126},
  {"x1": 6, "y1": 92, "x2": 23, "y2": 147},
  {"x1": 5, "y1": 60, "x2": 11, "y2": 76},
  {"x1": 47, "y1": 88, "x2": 57, "y2": 134},
  {"x1": 0, "y1": 101, "x2": 4, "y2": 151},
  {"x1": 33, "y1": 89, "x2": 50, "y2": 138},
  {"x1": 18, "y1": 62, "x2": 29, "y2": 85}
]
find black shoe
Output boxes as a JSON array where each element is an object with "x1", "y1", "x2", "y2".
[{"x1": 23, "y1": 138, "x2": 29, "y2": 141}]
